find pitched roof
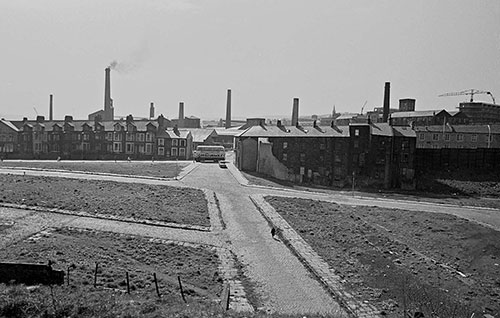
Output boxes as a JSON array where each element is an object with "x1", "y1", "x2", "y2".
[
  {"x1": 414, "y1": 124, "x2": 500, "y2": 134},
  {"x1": 237, "y1": 124, "x2": 349, "y2": 138},
  {"x1": 184, "y1": 128, "x2": 216, "y2": 143},
  {"x1": 390, "y1": 110, "x2": 450, "y2": 118},
  {"x1": 165, "y1": 129, "x2": 190, "y2": 139},
  {"x1": 0, "y1": 119, "x2": 19, "y2": 132}
]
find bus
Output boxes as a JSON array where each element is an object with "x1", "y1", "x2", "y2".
[{"x1": 193, "y1": 145, "x2": 225, "y2": 162}]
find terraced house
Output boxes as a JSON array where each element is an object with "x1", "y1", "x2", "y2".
[
  {"x1": 0, "y1": 119, "x2": 19, "y2": 156},
  {"x1": 235, "y1": 119, "x2": 416, "y2": 190},
  {"x1": 9, "y1": 115, "x2": 192, "y2": 160}
]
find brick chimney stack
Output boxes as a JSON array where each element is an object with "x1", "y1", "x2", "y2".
[
  {"x1": 104, "y1": 67, "x2": 114, "y2": 121},
  {"x1": 178, "y1": 102, "x2": 184, "y2": 128},
  {"x1": 49, "y1": 94, "x2": 53, "y2": 121},
  {"x1": 225, "y1": 89, "x2": 232, "y2": 129},
  {"x1": 383, "y1": 82, "x2": 390, "y2": 123},
  {"x1": 149, "y1": 102, "x2": 155, "y2": 119},
  {"x1": 291, "y1": 98, "x2": 299, "y2": 126}
]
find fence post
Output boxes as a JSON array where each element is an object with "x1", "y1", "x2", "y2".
[
  {"x1": 154, "y1": 273, "x2": 161, "y2": 298},
  {"x1": 221, "y1": 282, "x2": 230, "y2": 310},
  {"x1": 126, "y1": 271, "x2": 130, "y2": 294},
  {"x1": 93, "y1": 262, "x2": 99, "y2": 288},
  {"x1": 178, "y1": 276, "x2": 186, "y2": 303}
]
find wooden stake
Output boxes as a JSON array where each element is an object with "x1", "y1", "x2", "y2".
[
  {"x1": 221, "y1": 283, "x2": 230, "y2": 310},
  {"x1": 178, "y1": 276, "x2": 186, "y2": 303},
  {"x1": 93, "y1": 262, "x2": 98, "y2": 288},
  {"x1": 126, "y1": 272, "x2": 130, "y2": 294},
  {"x1": 153, "y1": 273, "x2": 161, "y2": 298}
]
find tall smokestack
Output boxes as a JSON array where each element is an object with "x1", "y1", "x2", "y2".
[
  {"x1": 49, "y1": 94, "x2": 53, "y2": 121},
  {"x1": 104, "y1": 67, "x2": 114, "y2": 121},
  {"x1": 291, "y1": 98, "x2": 299, "y2": 126},
  {"x1": 149, "y1": 102, "x2": 155, "y2": 119},
  {"x1": 383, "y1": 82, "x2": 390, "y2": 123},
  {"x1": 225, "y1": 89, "x2": 231, "y2": 129},
  {"x1": 178, "y1": 102, "x2": 184, "y2": 127}
]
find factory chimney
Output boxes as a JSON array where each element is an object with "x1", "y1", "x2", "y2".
[
  {"x1": 104, "y1": 67, "x2": 114, "y2": 121},
  {"x1": 178, "y1": 102, "x2": 184, "y2": 127},
  {"x1": 382, "y1": 82, "x2": 390, "y2": 123},
  {"x1": 225, "y1": 89, "x2": 231, "y2": 129},
  {"x1": 149, "y1": 102, "x2": 155, "y2": 119},
  {"x1": 291, "y1": 98, "x2": 299, "y2": 126},
  {"x1": 382, "y1": 82, "x2": 391, "y2": 123},
  {"x1": 49, "y1": 94, "x2": 53, "y2": 121}
]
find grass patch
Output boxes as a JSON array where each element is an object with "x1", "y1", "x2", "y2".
[
  {"x1": 0, "y1": 160, "x2": 189, "y2": 178},
  {"x1": 0, "y1": 174, "x2": 209, "y2": 226}
]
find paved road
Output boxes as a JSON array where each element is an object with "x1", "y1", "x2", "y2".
[{"x1": 181, "y1": 163, "x2": 343, "y2": 314}]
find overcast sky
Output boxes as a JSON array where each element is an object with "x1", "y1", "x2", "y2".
[{"x1": 1, "y1": 0, "x2": 499, "y2": 122}]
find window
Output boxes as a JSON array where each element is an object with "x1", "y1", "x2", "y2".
[
  {"x1": 172, "y1": 139, "x2": 179, "y2": 146},
  {"x1": 432, "y1": 133, "x2": 439, "y2": 141},
  {"x1": 126, "y1": 143, "x2": 134, "y2": 153},
  {"x1": 300, "y1": 153, "x2": 305, "y2": 162},
  {"x1": 471, "y1": 134, "x2": 478, "y2": 142},
  {"x1": 419, "y1": 133, "x2": 425, "y2": 141},
  {"x1": 282, "y1": 153, "x2": 288, "y2": 161},
  {"x1": 401, "y1": 153, "x2": 409, "y2": 163},
  {"x1": 354, "y1": 129, "x2": 359, "y2": 136},
  {"x1": 353, "y1": 140, "x2": 359, "y2": 148},
  {"x1": 83, "y1": 143, "x2": 90, "y2": 151},
  {"x1": 145, "y1": 143, "x2": 152, "y2": 154},
  {"x1": 113, "y1": 142, "x2": 122, "y2": 152},
  {"x1": 444, "y1": 134, "x2": 450, "y2": 141},
  {"x1": 137, "y1": 133, "x2": 144, "y2": 142},
  {"x1": 172, "y1": 148, "x2": 178, "y2": 157},
  {"x1": 179, "y1": 139, "x2": 186, "y2": 147},
  {"x1": 146, "y1": 133, "x2": 152, "y2": 142},
  {"x1": 126, "y1": 133, "x2": 134, "y2": 141},
  {"x1": 158, "y1": 138, "x2": 164, "y2": 146},
  {"x1": 158, "y1": 147, "x2": 164, "y2": 156},
  {"x1": 83, "y1": 133, "x2": 89, "y2": 141},
  {"x1": 107, "y1": 132, "x2": 113, "y2": 140},
  {"x1": 457, "y1": 134, "x2": 464, "y2": 142},
  {"x1": 179, "y1": 148, "x2": 186, "y2": 157},
  {"x1": 114, "y1": 132, "x2": 122, "y2": 141},
  {"x1": 283, "y1": 142, "x2": 288, "y2": 149},
  {"x1": 139, "y1": 145, "x2": 145, "y2": 153}
]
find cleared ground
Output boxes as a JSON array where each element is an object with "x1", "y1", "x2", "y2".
[
  {"x1": 267, "y1": 196, "x2": 500, "y2": 317},
  {"x1": 0, "y1": 160, "x2": 188, "y2": 178},
  {"x1": 1, "y1": 227, "x2": 221, "y2": 297},
  {"x1": 0, "y1": 227, "x2": 222, "y2": 317},
  {"x1": 0, "y1": 174, "x2": 210, "y2": 227},
  {"x1": 243, "y1": 171, "x2": 500, "y2": 209}
]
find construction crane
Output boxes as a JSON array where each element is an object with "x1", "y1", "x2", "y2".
[
  {"x1": 360, "y1": 100, "x2": 367, "y2": 115},
  {"x1": 438, "y1": 89, "x2": 496, "y2": 104}
]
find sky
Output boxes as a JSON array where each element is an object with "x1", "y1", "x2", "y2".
[{"x1": 1, "y1": 0, "x2": 499, "y2": 122}]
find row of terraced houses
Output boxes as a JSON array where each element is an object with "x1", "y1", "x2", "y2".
[{"x1": 0, "y1": 115, "x2": 193, "y2": 160}]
